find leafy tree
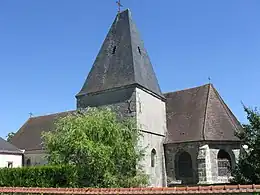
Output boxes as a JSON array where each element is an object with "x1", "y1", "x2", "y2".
[
  {"x1": 233, "y1": 106, "x2": 260, "y2": 184},
  {"x1": 42, "y1": 107, "x2": 148, "y2": 188},
  {"x1": 6, "y1": 132, "x2": 15, "y2": 142}
]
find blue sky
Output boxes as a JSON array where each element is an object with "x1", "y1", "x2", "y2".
[{"x1": 0, "y1": 0, "x2": 259, "y2": 138}]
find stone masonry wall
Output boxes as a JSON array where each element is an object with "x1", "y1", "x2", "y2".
[
  {"x1": 164, "y1": 142, "x2": 201, "y2": 185},
  {"x1": 197, "y1": 144, "x2": 212, "y2": 184},
  {"x1": 24, "y1": 150, "x2": 47, "y2": 166},
  {"x1": 209, "y1": 143, "x2": 241, "y2": 184},
  {"x1": 164, "y1": 141, "x2": 241, "y2": 186}
]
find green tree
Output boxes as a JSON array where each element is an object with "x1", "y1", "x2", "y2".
[
  {"x1": 6, "y1": 132, "x2": 15, "y2": 142},
  {"x1": 233, "y1": 106, "x2": 260, "y2": 184},
  {"x1": 42, "y1": 107, "x2": 148, "y2": 188}
]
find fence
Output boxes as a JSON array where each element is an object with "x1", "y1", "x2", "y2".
[{"x1": 0, "y1": 185, "x2": 260, "y2": 195}]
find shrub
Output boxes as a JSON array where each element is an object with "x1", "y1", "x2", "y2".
[{"x1": 0, "y1": 165, "x2": 77, "y2": 187}]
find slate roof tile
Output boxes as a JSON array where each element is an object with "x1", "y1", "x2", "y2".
[
  {"x1": 0, "y1": 137, "x2": 23, "y2": 154},
  {"x1": 76, "y1": 9, "x2": 163, "y2": 99},
  {"x1": 164, "y1": 84, "x2": 242, "y2": 143},
  {"x1": 10, "y1": 111, "x2": 74, "y2": 150}
]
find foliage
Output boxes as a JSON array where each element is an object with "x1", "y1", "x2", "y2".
[
  {"x1": 6, "y1": 132, "x2": 15, "y2": 142},
  {"x1": 232, "y1": 106, "x2": 260, "y2": 184},
  {"x1": 42, "y1": 107, "x2": 148, "y2": 188},
  {"x1": 0, "y1": 165, "x2": 77, "y2": 187}
]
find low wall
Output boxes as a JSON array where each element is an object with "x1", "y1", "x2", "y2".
[{"x1": 0, "y1": 185, "x2": 260, "y2": 194}]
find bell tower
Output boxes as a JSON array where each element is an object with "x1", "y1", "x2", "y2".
[{"x1": 76, "y1": 9, "x2": 167, "y2": 186}]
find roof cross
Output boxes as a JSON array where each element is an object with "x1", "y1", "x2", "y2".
[{"x1": 116, "y1": 0, "x2": 123, "y2": 13}]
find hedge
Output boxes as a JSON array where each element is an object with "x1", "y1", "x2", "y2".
[{"x1": 0, "y1": 165, "x2": 78, "y2": 187}]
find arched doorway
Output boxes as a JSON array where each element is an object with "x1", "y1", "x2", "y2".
[
  {"x1": 26, "y1": 158, "x2": 31, "y2": 167},
  {"x1": 175, "y1": 151, "x2": 193, "y2": 183},
  {"x1": 217, "y1": 150, "x2": 232, "y2": 177}
]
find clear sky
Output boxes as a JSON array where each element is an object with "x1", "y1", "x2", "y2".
[{"x1": 0, "y1": 0, "x2": 259, "y2": 138}]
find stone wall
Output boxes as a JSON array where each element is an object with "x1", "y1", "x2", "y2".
[
  {"x1": 76, "y1": 87, "x2": 136, "y2": 115},
  {"x1": 197, "y1": 144, "x2": 212, "y2": 184},
  {"x1": 164, "y1": 142, "x2": 201, "y2": 185},
  {"x1": 24, "y1": 150, "x2": 47, "y2": 166},
  {"x1": 164, "y1": 141, "x2": 241, "y2": 186},
  {"x1": 1, "y1": 185, "x2": 260, "y2": 195},
  {"x1": 208, "y1": 142, "x2": 241, "y2": 184}
]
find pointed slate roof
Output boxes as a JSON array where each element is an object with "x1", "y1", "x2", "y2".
[
  {"x1": 164, "y1": 84, "x2": 242, "y2": 143},
  {"x1": 77, "y1": 9, "x2": 163, "y2": 99},
  {"x1": 0, "y1": 137, "x2": 23, "y2": 154}
]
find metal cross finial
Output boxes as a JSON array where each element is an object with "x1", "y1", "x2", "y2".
[
  {"x1": 208, "y1": 77, "x2": 211, "y2": 84},
  {"x1": 116, "y1": 0, "x2": 123, "y2": 13}
]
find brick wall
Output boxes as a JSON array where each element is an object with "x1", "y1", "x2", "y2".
[{"x1": 0, "y1": 185, "x2": 260, "y2": 194}]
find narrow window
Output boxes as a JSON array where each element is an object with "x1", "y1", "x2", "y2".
[
  {"x1": 112, "y1": 46, "x2": 117, "y2": 54},
  {"x1": 7, "y1": 162, "x2": 13, "y2": 168},
  {"x1": 151, "y1": 149, "x2": 156, "y2": 167},
  {"x1": 138, "y1": 46, "x2": 142, "y2": 55}
]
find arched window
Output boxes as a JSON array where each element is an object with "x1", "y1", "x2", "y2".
[
  {"x1": 151, "y1": 149, "x2": 156, "y2": 167},
  {"x1": 217, "y1": 150, "x2": 231, "y2": 177},
  {"x1": 175, "y1": 151, "x2": 193, "y2": 179},
  {"x1": 26, "y1": 158, "x2": 31, "y2": 166}
]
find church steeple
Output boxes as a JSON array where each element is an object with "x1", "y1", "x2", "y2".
[{"x1": 76, "y1": 9, "x2": 163, "y2": 99}]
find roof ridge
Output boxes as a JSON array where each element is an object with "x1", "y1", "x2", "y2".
[
  {"x1": 10, "y1": 110, "x2": 76, "y2": 150},
  {"x1": 127, "y1": 9, "x2": 136, "y2": 85},
  {"x1": 10, "y1": 110, "x2": 75, "y2": 147},
  {"x1": 210, "y1": 85, "x2": 241, "y2": 132},
  {"x1": 164, "y1": 83, "x2": 210, "y2": 95},
  {"x1": 202, "y1": 84, "x2": 211, "y2": 140},
  {"x1": 29, "y1": 110, "x2": 75, "y2": 119}
]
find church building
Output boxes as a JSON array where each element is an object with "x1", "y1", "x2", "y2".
[{"x1": 10, "y1": 9, "x2": 242, "y2": 186}]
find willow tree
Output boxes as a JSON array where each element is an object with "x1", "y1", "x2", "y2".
[{"x1": 42, "y1": 107, "x2": 148, "y2": 188}]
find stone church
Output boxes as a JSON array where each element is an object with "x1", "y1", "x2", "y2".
[{"x1": 10, "y1": 9, "x2": 242, "y2": 187}]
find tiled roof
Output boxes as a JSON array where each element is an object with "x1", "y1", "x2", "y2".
[
  {"x1": 0, "y1": 137, "x2": 23, "y2": 154},
  {"x1": 10, "y1": 111, "x2": 74, "y2": 151},
  {"x1": 0, "y1": 185, "x2": 260, "y2": 194},
  {"x1": 164, "y1": 84, "x2": 242, "y2": 143}
]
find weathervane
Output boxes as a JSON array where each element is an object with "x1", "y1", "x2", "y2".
[{"x1": 116, "y1": 0, "x2": 123, "y2": 13}]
